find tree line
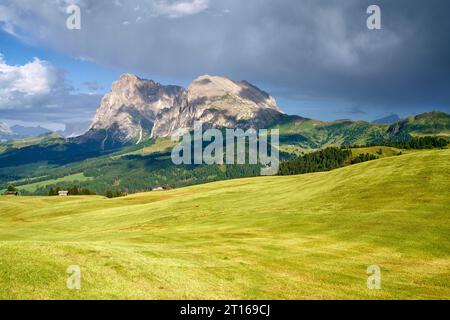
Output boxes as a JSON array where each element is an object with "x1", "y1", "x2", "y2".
[
  {"x1": 346, "y1": 136, "x2": 449, "y2": 149},
  {"x1": 48, "y1": 186, "x2": 96, "y2": 196},
  {"x1": 351, "y1": 153, "x2": 379, "y2": 164},
  {"x1": 278, "y1": 148, "x2": 352, "y2": 176},
  {"x1": 385, "y1": 136, "x2": 448, "y2": 149}
]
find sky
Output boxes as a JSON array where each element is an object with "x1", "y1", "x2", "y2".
[{"x1": 0, "y1": 0, "x2": 449, "y2": 130}]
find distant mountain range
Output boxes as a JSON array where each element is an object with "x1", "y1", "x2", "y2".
[
  {"x1": 0, "y1": 123, "x2": 51, "y2": 142},
  {"x1": 0, "y1": 122, "x2": 91, "y2": 142},
  {"x1": 10, "y1": 125, "x2": 52, "y2": 138}
]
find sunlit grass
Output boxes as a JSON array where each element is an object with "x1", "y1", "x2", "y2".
[{"x1": 0, "y1": 149, "x2": 449, "y2": 299}]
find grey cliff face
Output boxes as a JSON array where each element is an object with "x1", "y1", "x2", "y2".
[
  {"x1": 152, "y1": 75, "x2": 282, "y2": 137},
  {"x1": 87, "y1": 74, "x2": 283, "y2": 144},
  {"x1": 88, "y1": 74, "x2": 184, "y2": 143}
]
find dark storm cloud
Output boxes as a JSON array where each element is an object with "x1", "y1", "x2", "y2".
[{"x1": 1, "y1": 0, "x2": 449, "y2": 119}]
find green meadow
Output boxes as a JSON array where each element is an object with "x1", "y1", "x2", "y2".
[
  {"x1": 7, "y1": 173, "x2": 91, "y2": 194},
  {"x1": 0, "y1": 149, "x2": 449, "y2": 299}
]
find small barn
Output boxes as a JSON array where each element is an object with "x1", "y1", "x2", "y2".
[
  {"x1": 58, "y1": 190, "x2": 69, "y2": 196},
  {"x1": 152, "y1": 186, "x2": 172, "y2": 191},
  {"x1": 5, "y1": 191, "x2": 19, "y2": 196}
]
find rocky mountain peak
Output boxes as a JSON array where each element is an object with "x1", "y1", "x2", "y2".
[
  {"x1": 152, "y1": 75, "x2": 283, "y2": 137},
  {"x1": 111, "y1": 74, "x2": 142, "y2": 92},
  {"x1": 119, "y1": 73, "x2": 141, "y2": 81},
  {"x1": 188, "y1": 75, "x2": 281, "y2": 112},
  {"x1": 111, "y1": 74, "x2": 162, "y2": 98},
  {"x1": 86, "y1": 74, "x2": 184, "y2": 144},
  {"x1": 85, "y1": 74, "x2": 284, "y2": 145}
]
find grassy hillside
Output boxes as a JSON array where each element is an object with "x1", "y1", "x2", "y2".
[
  {"x1": 388, "y1": 111, "x2": 450, "y2": 137},
  {"x1": 271, "y1": 116, "x2": 390, "y2": 149},
  {"x1": 0, "y1": 149, "x2": 449, "y2": 299},
  {"x1": 350, "y1": 146, "x2": 405, "y2": 158},
  {"x1": 9, "y1": 173, "x2": 91, "y2": 193},
  {"x1": 273, "y1": 112, "x2": 450, "y2": 149},
  {"x1": 0, "y1": 133, "x2": 64, "y2": 150}
]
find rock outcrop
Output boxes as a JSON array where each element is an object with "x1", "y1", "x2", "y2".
[
  {"x1": 152, "y1": 75, "x2": 282, "y2": 137},
  {"x1": 86, "y1": 74, "x2": 184, "y2": 143}
]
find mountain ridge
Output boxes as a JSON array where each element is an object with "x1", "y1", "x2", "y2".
[
  {"x1": 84, "y1": 74, "x2": 284, "y2": 144},
  {"x1": 0, "y1": 123, "x2": 53, "y2": 141},
  {"x1": 387, "y1": 111, "x2": 450, "y2": 137},
  {"x1": 10, "y1": 125, "x2": 52, "y2": 138}
]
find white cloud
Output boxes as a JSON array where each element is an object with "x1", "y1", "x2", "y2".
[
  {"x1": 0, "y1": 57, "x2": 63, "y2": 109},
  {"x1": 153, "y1": 0, "x2": 209, "y2": 18},
  {"x1": 0, "y1": 54, "x2": 102, "y2": 125}
]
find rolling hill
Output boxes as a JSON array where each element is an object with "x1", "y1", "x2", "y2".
[
  {"x1": 387, "y1": 111, "x2": 450, "y2": 137},
  {"x1": 0, "y1": 149, "x2": 448, "y2": 299},
  {"x1": 272, "y1": 111, "x2": 450, "y2": 149}
]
